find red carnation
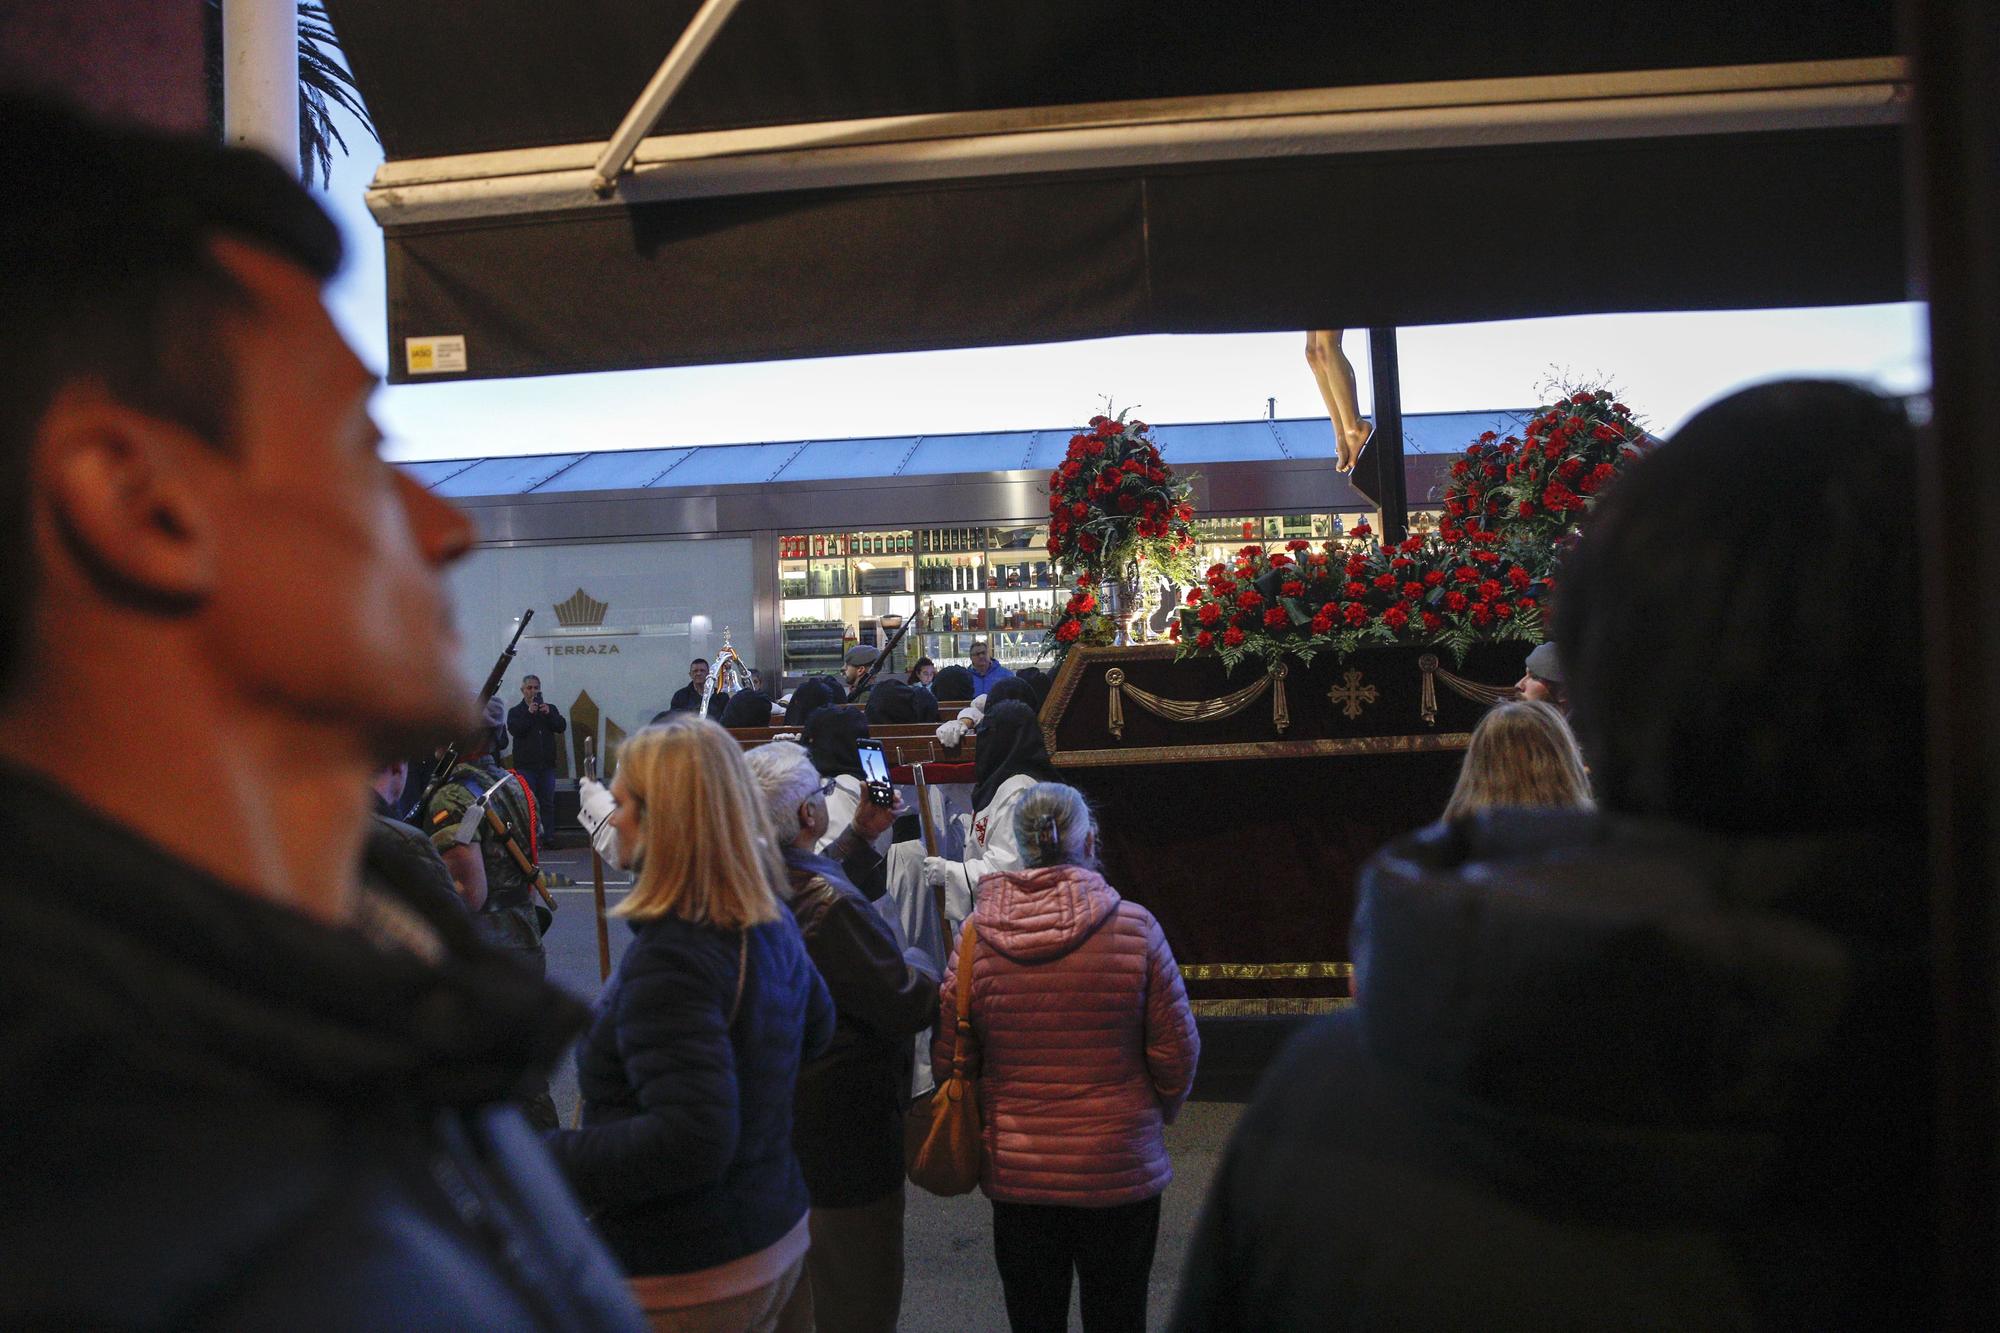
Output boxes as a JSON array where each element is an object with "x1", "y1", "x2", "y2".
[
  {"x1": 1343, "y1": 602, "x2": 1370, "y2": 627},
  {"x1": 1495, "y1": 601, "x2": 1515, "y2": 619},
  {"x1": 1383, "y1": 604, "x2": 1410, "y2": 630},
  {"x1": 1198, "y1": 602, "x2": 1221, "y2": 626},
  {"x1": 1263, "y1": 607, "x2": 1289, "y2": 629},
  {"x1": 1507, "y1": 566, "x2": 1532, "y2": 589},
  {"x1": 1518, "y1": 501, "x2": 1536, "y2": 517},
  {"x1": 1287, "y1": 538, "x2": 1311, "y2": 551},
  {"x1": 1079, "y1": 534, "x2": 1099, "y2": 553},
  {"x1": 1421, "y1": 611, "x2": 1443, "y2": 632},
  {"x1": 1479, "y1": 579, "x2": 1502, "y2": 600},
  {"x1": 1444, "y1": 590, "x2": 1469, "y2": 612},
  {"x1": 1345, "y1": 557, "x2": 1368, "y2": 578},
  {"x1": 1373, "y1": 573, "x2": 1397, "y2": 590},
  {"x1": 1423, "y1": 569, "x2": 1446, "y2": 587},
  {"x1": 1454, "y1": 566, "x2": 1479, "y2": 583},
  {"x1": 1344, "y1": 580, "x2": 1367, "y2": 599},
  {"x1": 1350, "y1": 521, "x2": 1372, "y2": 538},
  {"x1": 1402, "y1": 581, "x2": 1424, "y2": 599},
  {"x1": 1195, "y1": 630, "x2": 1214, "y2": 649},
  {"x1": 1479, "y1": 430, "x2": 1498, "y2": 443},
  {"x1": 1282, "y1": 580, "x2": 1306, "y2": 598},
  {"x1": 1222, "y1": 626, "x2": 1245, "y2": 647},
  {"x1": 1311, "y1": 610, "x2": 1336, "y2": 634},
  {"x1": 1055, "y1": 620, "x2": 1082, "y2": 644},
  {"x1": 1236, "y1": 589, "x2": 1263, "y2": 609}
]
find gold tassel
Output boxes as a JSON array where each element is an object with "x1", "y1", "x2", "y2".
[
  {"x1": 1418, "y1": 653, "x2": 1440, "y2": 726},
  {"x1": 1106, "y1": 667, "x2": 1126, "y2": 740},
  {"x1": 1271, "y1": 663, "x2": 1290, "y2": 735}
]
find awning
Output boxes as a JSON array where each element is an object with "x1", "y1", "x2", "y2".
[{"x1": 325, "y1": 0, "x2": 1909, "y2": 385}]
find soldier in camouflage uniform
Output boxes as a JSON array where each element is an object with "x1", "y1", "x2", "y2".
[{"x1": 426, "y1": 698, "x2": 558, "y2": 1130}]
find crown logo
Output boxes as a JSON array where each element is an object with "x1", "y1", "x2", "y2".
[{"x1": 553, "y1": 588, "x2": 609, "y2": 628}]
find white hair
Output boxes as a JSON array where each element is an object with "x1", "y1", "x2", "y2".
[
  {"x1": 742, "y1": 740, "x2": 823, "y2": 845},
  {"x1": 1013, "y1": 782, "x2": 1097, "y2": 869}
]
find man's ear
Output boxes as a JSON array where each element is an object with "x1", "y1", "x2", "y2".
[{"x1": 35, "y1": 390, "x2": 225, "y2": 602}]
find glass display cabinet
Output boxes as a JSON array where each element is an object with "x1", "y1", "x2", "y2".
[{"x1": 777, "y1": 510, "x2": 1380, "y2": 685}]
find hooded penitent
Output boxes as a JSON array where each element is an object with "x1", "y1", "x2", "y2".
[
  {"x1": 803, "y1": 706, "x2": 868, "y2": 781},
  {"x1": 969, "y1": 700, "x2": 1062, "y2": 812}
]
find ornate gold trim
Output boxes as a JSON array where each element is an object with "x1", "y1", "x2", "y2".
[
  {"x1": 1180, "y1": 961, "x2": 1354, "y2": 981},
  {"x1": 1042, "y1": 643, "x2": 1184, "y2": 755},
  {"x1": 1418, "y1": 652, "x2": 1520, "y2": 725},
  {"x1": 1107, "y1": 665, "x2": 1277, "y2": 739},
  {"x1": 1190, "y1": 997, "x2": 1354, "y2": 1018},
  {"x1": 1051, "y1": 730, "x2": 1473, "y2": 767}
]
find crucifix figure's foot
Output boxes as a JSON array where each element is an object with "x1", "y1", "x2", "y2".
[{"x1": 1338, "y1": 419, "x2": 1375, "y2": 473}]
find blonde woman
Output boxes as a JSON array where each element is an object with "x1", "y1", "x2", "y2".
[
  {"x1": 1442, "y1": 699, "x2": 1593, "y2": 820},
  {"x1": 547, "y1": 717, "x2": 833, "y2": 1332}
]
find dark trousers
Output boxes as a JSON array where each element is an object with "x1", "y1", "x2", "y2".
[
  {"x1": 990, "y1": 1195, "x2": 1161, "y2": 1333},
  {"x1": 520, "y1": 766, "x2": 556, "y2": 839},
  {"x1": 806, "y1": 1188, "x2": 905, "y2": 1332}
]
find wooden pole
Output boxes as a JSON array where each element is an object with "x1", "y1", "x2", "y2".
[{"x1": 586, "y1": 737, "x2": 611, "y2": 982}]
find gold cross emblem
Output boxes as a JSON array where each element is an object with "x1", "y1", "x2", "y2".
[{"x1": 1328, "y1": 669, "x2": 1379, "y2": 720}]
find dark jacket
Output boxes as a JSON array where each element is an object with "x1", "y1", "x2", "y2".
[
  {"x1": 0, "y1": 763, "x2": 641, "y2": 1331},
  {"x1": 781, "y1": 845, "x2": 940, "y2": 1208},
  {"x1": 507, "y1": 699, "x2": 568, "y2": 770},
  {"x1": 667, "y1": 683, "x2": 728, "y2": 719},
  {"x1": 548, "y1": 909, "x2": 835, "y2": 1277},
  {"x1": 366, "y1": 794, "x2": 471, "y2": 927},
  {"x1": 1172, "y1": 811, "x2": 1934, "y2": 1332}
]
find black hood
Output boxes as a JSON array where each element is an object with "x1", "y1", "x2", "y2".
[
  {"x1": 0, "y1": 764, "x2": 586, "y2": 1113},
  {"x1": 803, "y1": 706, "x2": 868, "y2": 780},
  {"x1": 864, "y1": 678, "x2": 937, "y2": 725},
  {"x1": 1352, "y1": 810, "x2": 1930, "y2": 1221},
  {"x1": 970, "y1": 700, "x2": 1062, "y2": 812}
]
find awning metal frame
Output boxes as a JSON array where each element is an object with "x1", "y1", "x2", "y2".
[
  {"x1": 588, "y1": 0, "x2": 746, "y2": 196},
  {"x1": 369, "y1": 57, "x2": 1908, "y2": 229}
]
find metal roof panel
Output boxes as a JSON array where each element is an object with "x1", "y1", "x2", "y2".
[
  {"x1": 775, "y1": 435, "x2": 916, "y2": 482},
  {"x1": 430, "y1": 453, "x2": 586, "y2": 497},
  {"x1": 901, "y1": 430, "x2": 1042, "y2": 477}
]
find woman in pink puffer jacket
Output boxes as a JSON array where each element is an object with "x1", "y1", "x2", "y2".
[{"x1": 932, "y1": 781, "x2": 1199, "y2": 1333}]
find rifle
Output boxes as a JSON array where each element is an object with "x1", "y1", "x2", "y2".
[
  {"x1": 846, "y1": 615, "x2": 914, "y2": 703},
  {"x1": 420, "y1": 608, "x2": 535, "y2": 813}
]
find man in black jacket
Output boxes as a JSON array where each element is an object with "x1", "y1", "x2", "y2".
[
  {"x1": 507, "y1": 674, "x2": 566, "y2": 840},
  {"x1": 1172, "y1": 382, "x2": 1934, "y2": 1331},
  {"x1": 746, "y1": 741, "x2": 940, "y2": 1333},
  {"x1": 0, "y1": 96, "x2": 639, "y2": 1329}
]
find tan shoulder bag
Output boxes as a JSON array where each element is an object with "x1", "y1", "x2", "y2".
[{"x1": 905, "y1": 921, "x2": 983, "y2": 1196}]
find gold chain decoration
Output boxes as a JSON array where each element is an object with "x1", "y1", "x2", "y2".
[
  {"x1": 1105, "y1": 664, "x2": 1286, "y2": 740},
  {"x1": 1417, "y1": 652, "x2": 1521, "y2": 725}
]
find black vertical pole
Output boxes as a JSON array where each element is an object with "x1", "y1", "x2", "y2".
[
  {"x1": 1908, "y1": 0, "x2": 2000, "y2": 1324},
  {"x1": 1362, "y1": 327, "x2": 1408, "y2": 543}
]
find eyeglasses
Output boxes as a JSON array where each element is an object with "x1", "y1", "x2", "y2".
[{"x1": 815, "y1": 778, "x2": 839, "y2": 798}]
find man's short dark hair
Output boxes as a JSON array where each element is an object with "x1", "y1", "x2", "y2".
[
  {"x1": 690, "y1": 658, "x2": 709, "y2": 668},
  {"x1": 1557, "y1": 380, "x2": 1922, "y2": 836},
  {"x1": 522, "y1": 675, "x2": 540, "y2": 686},
  {"x1": 0, "y1": 94, "x2": 343, "y2": 690}
]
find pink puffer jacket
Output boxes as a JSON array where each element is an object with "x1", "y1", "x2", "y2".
[{"x1": 931, "y1": 864, "x2": 1199, "y2": 1206}]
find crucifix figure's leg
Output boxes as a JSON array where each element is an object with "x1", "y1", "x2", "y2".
[{"x1": 1305, "y1": 329, "x2": 1374, "y2": 473}]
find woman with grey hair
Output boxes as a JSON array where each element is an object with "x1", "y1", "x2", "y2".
[
  {"x1": 932, "y1": 781, "x2": 1199, "y2": 1332},
  {"x1": 743, "y1": 741, "x2": 939, "y2": 1333}
]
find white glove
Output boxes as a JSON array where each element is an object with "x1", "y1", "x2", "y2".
[
  {"x1": 577, "y1": 776, "x2": 622, "y2": 868},
  {"x1": 937, "y1": 699, "x2": 985, "y2": 748},
  {"x1": 923, "y1": 856, "x2": 953, "y2": 889}
]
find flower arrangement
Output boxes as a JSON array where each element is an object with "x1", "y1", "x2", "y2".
[
  {"x1": 1174, "y1": 522, "x2": 1554, "y2": 671},
  {"x1": 1172, "y1": 382, "x2": 1649, "y2": 672},
  {"x1": 1444, "y1": 388, "x2": 1648, "y2": 541},
  {"x1": 1042, "y1": 411, "x2": 1197, "y2": 655}
]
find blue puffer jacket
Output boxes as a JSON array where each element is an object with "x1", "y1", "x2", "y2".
[{"x1": 548, "y1": 909, "x2": 834, "y2": 1277}]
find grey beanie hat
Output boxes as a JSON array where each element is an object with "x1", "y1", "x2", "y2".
[
  {"x1": 844, "y1": 644, "x2": 880, "y2": 669},
  {"x1": 1524, "y1": 641, "x2": 1564, "y2": 683}
]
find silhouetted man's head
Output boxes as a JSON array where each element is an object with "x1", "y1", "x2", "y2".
[{"x1": 1558, "y1": 380, "x2": 1921, "y2": 836}]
